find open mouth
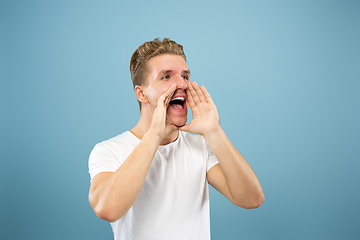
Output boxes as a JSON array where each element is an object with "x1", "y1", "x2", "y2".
[{"x1": 169, "y1": 96, "x2": 186, "y2": 109}]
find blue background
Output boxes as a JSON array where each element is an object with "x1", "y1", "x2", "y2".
[{"x1": 1, "y1": 0, "x2": 359, "y2": 239}]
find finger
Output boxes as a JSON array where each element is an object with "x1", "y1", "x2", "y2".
[
  {"x1": 200, "y1": 85, "x2": 213, "y2": 103},
  {"x1": 186, "y1": 87, "x2": 196, "y2": 109},
  {"x1": 158, "y1": 84, "x2": 177, "y2": 106},
  {"x1": 193, "y1": 82, "x2": 207, "y2": 103},
  {"x1": 164, "y1": 84, "x2": 177, "y2": 106},
  {"x1": 188, "y1": 82, "x2": 201, "y2": 104}
]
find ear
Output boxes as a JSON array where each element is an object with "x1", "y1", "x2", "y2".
[{"x1": 135, "y1": 85, "x2": 148, "y2": 104}]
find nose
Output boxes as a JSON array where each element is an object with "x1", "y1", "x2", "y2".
[{"x1": 175, "y1": 75, "x2": 188, "y2": 90}]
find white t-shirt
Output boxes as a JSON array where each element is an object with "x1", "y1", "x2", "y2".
[{"x1": 88, "y1": 131, "x2": 219, "y2": 240}]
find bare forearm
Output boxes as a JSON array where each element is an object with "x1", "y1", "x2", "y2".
[
  {"x1": 204, "y1": 128, "x2": 264, "y2": 207},
  {"x1": 89, "y1": 131, "x2": 161, "y2": 222}
]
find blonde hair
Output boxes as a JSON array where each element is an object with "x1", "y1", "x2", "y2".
[{"x1": 130, "y1": 38, "x2": 187, "y2": 89}]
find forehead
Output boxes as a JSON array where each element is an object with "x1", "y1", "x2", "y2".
[{"x1": 146, "y1": 54, "x2": 188, "y2": 73}]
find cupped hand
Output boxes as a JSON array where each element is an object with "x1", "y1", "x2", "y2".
[
  {"x1": 179, "y1": 82, "x2": 221, "y2": 137},
  {"x1": 148, "y1": 84, "x2": 178, "y2": 140}
]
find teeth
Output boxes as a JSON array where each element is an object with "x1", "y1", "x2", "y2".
[{"x1": 172, "y1": 97, "x2": 185, "y2": 101}]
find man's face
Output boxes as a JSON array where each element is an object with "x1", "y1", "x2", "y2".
[{"x1": 143, "y1": 54, "x2": 190, "y2": 127}]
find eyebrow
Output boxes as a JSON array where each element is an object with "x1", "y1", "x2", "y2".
[
  {"x1": 159, "y1": 70, "x2": 173, "y2": 75},
  {"x1": 158, "y1": 69, "x2": 191, "y2": 76},
  {"x1": 182, "y1": 70, "x2": 191, "y2": 75}
]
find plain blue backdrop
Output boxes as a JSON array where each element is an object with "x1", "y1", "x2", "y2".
[{"x1": 1, "y1": 0, "x2": 359, "y2": 239}]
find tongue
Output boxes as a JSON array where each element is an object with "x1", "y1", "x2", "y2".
[{"x1": 170, "y1": 103, "x2": 183, "y2": 109}]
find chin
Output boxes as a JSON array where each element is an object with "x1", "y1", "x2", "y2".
[{"x1": 169, "y1": 117, "x2": 187, "y2": 128}]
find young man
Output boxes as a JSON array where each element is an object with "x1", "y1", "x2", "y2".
[{"x1": 88, "y1": 38, "x2": 264, "y2": 240}]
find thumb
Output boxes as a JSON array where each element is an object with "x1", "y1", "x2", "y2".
[{"x1": 178, "y1": 124, "x2": 190, "y2": 132}]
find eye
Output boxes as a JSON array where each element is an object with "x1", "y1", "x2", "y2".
[
  {"x1": 161, "y1": 75, "x2": 170, "y2": 80},
  {"x1": 182, "y1": 75, "x2": 189, "y2": 81}
]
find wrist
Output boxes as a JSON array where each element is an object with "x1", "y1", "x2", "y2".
[
  {"x1": 143, "y1": 130, "x2": 162, "y2": 145},
  {"x1": 203, "y1": 127, "x2": 225, "y2": 143}
]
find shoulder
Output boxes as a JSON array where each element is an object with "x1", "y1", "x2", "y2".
[{"x1": 91, "y1": 131, "x2": 139, "y2": 155}]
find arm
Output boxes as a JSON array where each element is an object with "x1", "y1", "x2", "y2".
[
  {"x1": 205, "y1": 130, "x2": 264, "y2": 208},
  {"x1": 88, "y1": 84, "x2": 178, "y2": 222},
  {"x1": 179, "y1": 82, "x2": 264, "y2": 208}
]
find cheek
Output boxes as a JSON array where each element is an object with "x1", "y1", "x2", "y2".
[
  {"x1": 145, "y1": 86, "x2": 155, "y2": 98},
  {"x1": 145, "y1": 84, "x2": 173, "y2": 101}
]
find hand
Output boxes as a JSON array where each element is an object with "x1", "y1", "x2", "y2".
[
  {"x1": 179, "y1": 82, "x2": 221, "y2": 137},
  {"x1": 148, "y1": 84, "x2": 178, "y2": 140}
]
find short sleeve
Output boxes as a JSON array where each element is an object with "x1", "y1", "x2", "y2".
[
  {"x1": 88, "y1": 143, "x2": 122, "y2": 181},
  {"x1": 205, "y1": 140, "x2": 219, "y2": 172}
]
